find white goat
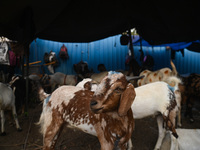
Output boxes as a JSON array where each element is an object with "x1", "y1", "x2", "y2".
[
  {"x1": 40, "y1": 72, "x2": 77, "y2": 92},
  {"x1": 0, "y1": 82, "x2": 22, "y2": 135},
  {"x1": 132, "y1": 81, "x2": 179, "y2": 150},
  {"x1": 38, "y1": 72, "x2": 141, "y2": 150}
]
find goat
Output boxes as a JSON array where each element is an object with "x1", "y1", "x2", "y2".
[
  {"x1": 38, "y1": 78, "x2": 97, "y2": 102},
  {"x1": 90, "y1": 71, "x2": 108, "y2": 83},
  {"x1": 75, "y1": 73, "x2": 179, "y2": 150},
  {"x1": 132, "y1": 81, "x2": 179, "y2": 150},
  {"x1": 38, "y1": 72, "x2": 141, "y2": 150},
  {"x1": 44, "y1": 51, "x2": 58, "y2": 74},
  {"x1": 0, "y1": 82, "x2": 22, "y2": 135},
  {"x1": 9, "y1": 75, "x2": 37, "y2": 114},
  {"x1": 137, "y1": 60, "x2": 182, "y2": 127},
  {"x1": 40, "y1": 72, "x2": 78, "y2": 93},
  {"x1": 137, "y1": 60, "x2": 178, "y2": 86},
  {"x1": 29, "y1": 74, "x2": 41, "y2": 81},
  {"x1": 97, "y1": 64, "x2": 107, "y2": 72},
  {"x1": 168, "y1": 129, "x2": 200, "y2": 150},
  {"x1": 9, "y1": 75, "x2": 27, "y2": 114},
  {"x1": 70, "y1": 73, "x2": 181, "y2": 149},
  {"x1": 73, "y1": 61, "x2": 92, "y2": 78},
  {"x1": 75, "y1": 74, "x2": 180, "y2": 149},
  {"x1": 179, "y1": 73, "x2": 200, "y2": 122}
]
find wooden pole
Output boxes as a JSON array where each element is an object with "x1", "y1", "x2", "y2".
[{"x1": 24, "y1": 60, "x2": 41, "y2": 66}]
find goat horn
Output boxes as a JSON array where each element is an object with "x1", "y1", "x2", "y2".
[{"x1": 126, "y1": 75, "x2": 145, "y2": 81}]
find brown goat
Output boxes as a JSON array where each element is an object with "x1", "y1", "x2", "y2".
[{"x1": 38, "y1": 72, "x2": 136, "y2": 150}]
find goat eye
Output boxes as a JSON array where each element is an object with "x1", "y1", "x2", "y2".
[{"x1": 115, "y1": 87, "x2": 123, "y2": 92}]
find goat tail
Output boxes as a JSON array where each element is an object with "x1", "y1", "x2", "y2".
[
  {"x1": 36, "y1": 100, "x2": 52, "y2": 135},
  {"x1": 38, "y1": 86, "x2": 50, "y2": 102},
  {"x1": 165, "y1": 76, "x2": 182, "y2": 91},
  {"x1": 36, "y1": 87, "x2": 52, "y2": 135},
  {"x1": 170, "y1": 60, "x2": 178, "y2": 76}
]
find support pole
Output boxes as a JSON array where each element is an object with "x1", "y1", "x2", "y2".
[
  {"x1": 25, "y1": 44, "x2": 29, "y2": 116},
  {"x1": 128, "y1": 28, "x2": 134, "y2": 58},
  {"x1": 140, "y1": 37, "x2": 143, "y2": 51}
]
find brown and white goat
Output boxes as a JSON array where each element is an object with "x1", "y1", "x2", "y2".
[
  {"x1": 75, "y1": 75, "x2": 180, "y2": 150},
  {"x1": 0, "y1": 82, "x2": 22, "y2": 135},
  {"x1": 38, "y1": 72, "x2": 138, "y2": 150},
  {"x1": 137, "y1": 60, "x2": 178, "y2": 86}
]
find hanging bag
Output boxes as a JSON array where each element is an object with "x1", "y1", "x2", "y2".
[{"x1": 59, "y1": 44, "x2": 69, "y2": 59}]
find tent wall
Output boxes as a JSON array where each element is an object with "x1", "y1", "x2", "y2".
[
  {"x1": 174, "y1": 49, "x2": 200, "y2": 74},
  {"x1": 134, "y1": 46, "x2": 200, "y2": 74},
  {"x1": 29, "y1": 35, "x2": 200, "y2": 75},
  {"x1": 29, "y1": 35, "x2": 128, "y2": 75}
]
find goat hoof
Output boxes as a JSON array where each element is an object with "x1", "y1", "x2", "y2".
[
  {"x1": 1, "y1": 132, "x2": 6, "y2": 136},
  {"x1": 177, "y1": 124, "x2": 182, "y2": 128},
  {"x1": 17, "y1": 128, "x2": 22, "y2": 132}
]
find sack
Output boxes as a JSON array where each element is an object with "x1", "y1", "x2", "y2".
[{"x1": 59, "y1": 44, "x2": 69, "y2": 59}]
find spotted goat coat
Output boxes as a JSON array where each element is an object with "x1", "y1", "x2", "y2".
[
  {"x1": 38, "y1": 72, "x2": 136, "y2": 150},
  {"x1": 137, "y1": 60, "x2": 178, "y2": 86}
]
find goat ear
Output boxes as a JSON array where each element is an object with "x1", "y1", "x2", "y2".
[
  {"x1": 118, "y1": 83, "x2": 136, "y2": 116},
  {"x1": 84, "y1": 81, "x2": 92, "y2": 90}
]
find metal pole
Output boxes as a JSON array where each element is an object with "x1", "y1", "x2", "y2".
[
  {"x1": 25, "y1": 44, "x2": 29, "y2": 116},
  {"x1": 128, "y1": 28, "x2": 134, "y2": 58}
]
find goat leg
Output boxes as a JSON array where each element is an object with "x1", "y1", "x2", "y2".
[
  {"x1": 184, "y1": 99, "x2": 194, "y2": 123},
  {"x1": 177, "y1": 107, "x2": 182, "y2": 127},
  {"x1": 154, "y1": 115, "x2": 166, "y2": 150},
  {"x1": 12, "y1": 106, "x2": 22, "y2": 131},
  {"x1": 43, "y1": 119, "x2": 64, "y2": 150},
  {"x1": 127, "y1": 139, "x2": 133, "y2": 150},
  {"x1": 0, "y1": 110, "x2": 6, "y2": 136}
]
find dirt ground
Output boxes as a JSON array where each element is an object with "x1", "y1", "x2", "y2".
[{"x1": 0, "y1": 101, "x2": 200, "y2": 150}]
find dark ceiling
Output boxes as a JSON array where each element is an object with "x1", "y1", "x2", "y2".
[{"x1": 0, "y1": 0, "x2": 200, "y2": 46}]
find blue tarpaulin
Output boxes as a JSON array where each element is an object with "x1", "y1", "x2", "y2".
[{"x1": 132, "y1": 35, "x2": 200, "y2": 51}]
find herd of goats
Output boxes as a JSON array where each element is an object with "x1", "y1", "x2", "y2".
[{"x1": 0, "y1": 57, "x2": 200, "y2": 150}]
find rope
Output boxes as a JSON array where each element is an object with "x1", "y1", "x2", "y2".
[
  {"x1": 23, "y1": 115, "x2": 34, "y2": 150},
  {"x1": 114, "y1": 135, "x2": 120, "y2": 149}
]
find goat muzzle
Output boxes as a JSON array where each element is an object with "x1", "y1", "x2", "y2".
[
  {"x1": 90, "y1": 100, "x2": 103, "y2": 113},
  {"x1": 90, "y1": 100, "x2": 98, "y2": 106},
  {"x1": 172, "y1": 132, "x2": 178, "y2": 139}
]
